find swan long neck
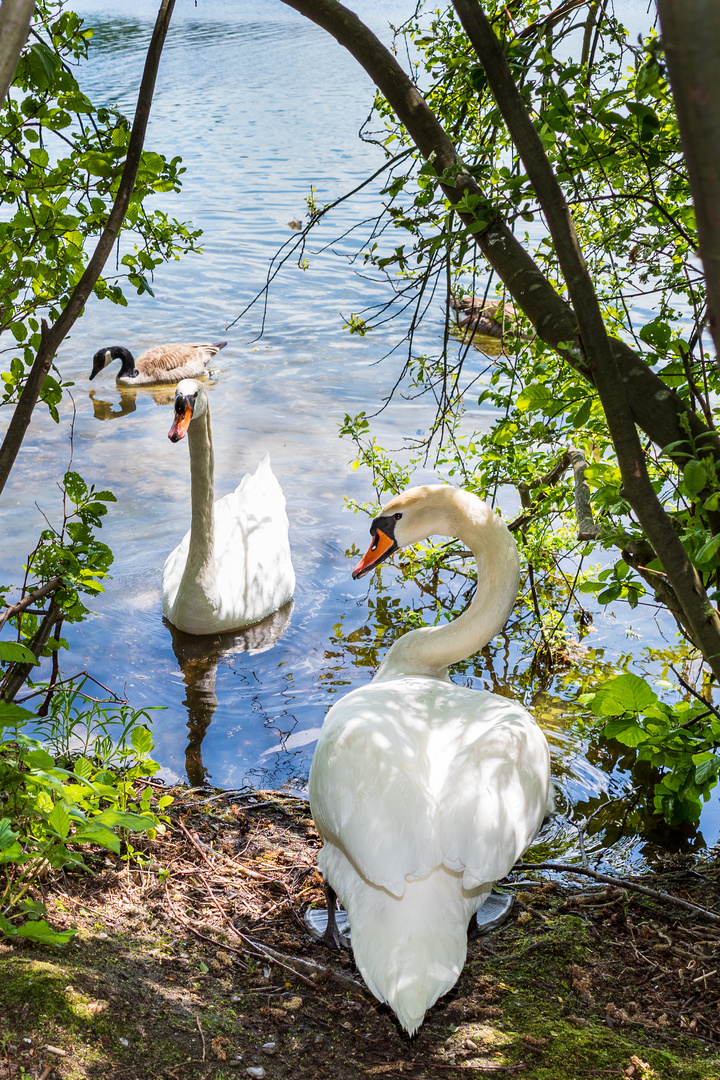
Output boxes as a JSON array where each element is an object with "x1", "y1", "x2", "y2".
[
  {"x1": 376, "y1": 489, "x2": 520, "y2": 682},
  {"x1": 185, "y1": 408, "x2": 215, "y2": 579}
]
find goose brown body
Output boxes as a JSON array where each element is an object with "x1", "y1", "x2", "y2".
[{"x1": 89, "y1": 341, "x2": 227, "y2": 386}]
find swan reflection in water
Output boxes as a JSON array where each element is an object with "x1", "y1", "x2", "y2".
[
  {"x1": 165, "y1": 602, "x2": 293, "y2": 786},
  {"x1": 89, "y1": 386, "x2": 176, "y2": 421}
]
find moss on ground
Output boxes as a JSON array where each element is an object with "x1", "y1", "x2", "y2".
[{"x1": 0, "y1": 790, "x2": 718, "y2": 1079}]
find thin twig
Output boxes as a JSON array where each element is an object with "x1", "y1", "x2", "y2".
[
  {"x1": 195, "y1": 1016, "x2": 205, "y2": 1062},
  {"x1": 518, "y1": 862, "x2": 720, "y2": 924}
]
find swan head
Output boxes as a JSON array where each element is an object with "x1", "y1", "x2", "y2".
[
  {"x1": 352, "y1": 485, "x2": 457, "y2": 579},
  {"x1": 168, "y1": 378, "x2": 208, "y2": 442}
]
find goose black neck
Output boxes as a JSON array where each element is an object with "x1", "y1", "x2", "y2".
[{"x1": 108, "y1": 346, "x2": 138, "y2": 378}]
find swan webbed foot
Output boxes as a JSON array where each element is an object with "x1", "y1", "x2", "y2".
[
  {"x1": 469, "y1": 890, "x2": 515, "y2": 940},
  {"x1": 303, "y1": 883, "x2": 351, "y2": 949}
]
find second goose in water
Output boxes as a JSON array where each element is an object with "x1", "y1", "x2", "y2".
[{"x1": 162, "y1": 379, "x2": 294, "y2": 635}]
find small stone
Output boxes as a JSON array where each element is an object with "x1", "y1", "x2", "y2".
[
  {"x1": 282, "y1": 996, "x2": 303, "y2": 1010},
  {"x1": 246, "y1": 1068, "x2": 265, "y2": 1079},
  {"x1": 261, "y1": 1042, "x2": 277, "y2": 1056},
  {"x1": 464, "y1": 1039, "x2": 478, "y2": 1051},
  {"x1": 119, "y1": 1038, "x2": 129, "y2": 1047}
]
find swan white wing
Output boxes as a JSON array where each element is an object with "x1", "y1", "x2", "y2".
[
  {"x1": 309, "y1": 682, "x2": 441, "y2": 897},
  {"x1": 438, "y1": 699, "x2": 550, "y2": 888},
  {"x1": 162, "y1": 453, "x2": 294, "y2": 633},
  {"x1": 212, "y1": 454, "x2": 295, "y2": 627}
]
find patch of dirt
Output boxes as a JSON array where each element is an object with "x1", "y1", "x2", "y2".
[{"x1": 1, "y1": 786, "x2": 719, "y2": 1079}]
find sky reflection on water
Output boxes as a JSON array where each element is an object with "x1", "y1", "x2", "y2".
[{"x1": 1, "y1": 0, "x2": 717, "y2": 871}]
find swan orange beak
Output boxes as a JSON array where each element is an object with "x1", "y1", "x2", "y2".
[
  {"x1": 168, "y1": 404, "x2": 192, "y2": 443},
  {"x1": 352, "y1": 528, "x2": 397, "y2": 579}
]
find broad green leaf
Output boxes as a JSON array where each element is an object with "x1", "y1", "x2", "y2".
[
  {"x1": 516, "y1": 383, "x2": 553, "y2": 414},
  {"x1": 683, "y1": 460, "x2": 707, "y2": 498},
  {"x1": 94, "y1": 809, "x2": 156, "y2": 832},
  {"x1": 0, "y1": 701, "x2": 33, "y2": 728},
  {"x1": 590, "y1": 673, "x2": 658, "y2": 717},
  {"x1": 602, "y1": 716, "x2": 649, "y2": 747},
  {"x1": 15, "y1": 919, "x2": 75, "y2": 945},
  {"x1": 130, "y1": 726, "x2": 153, "y2": 755},
  {"x1": 48, "y1": 803, "x2": 71, "y2": 839},
  {"x1": 0, "y1": 641, "x2": 38, "y2": 666},
  {"x1": 0, "y1": 818, "x2": 19, "y2": 852},
  {"x1": 73, "y1": 823, "x2": 120, "y2": 853},
  {"x1": 25, "y1": 748, "x2": 55, "y2": 770}
]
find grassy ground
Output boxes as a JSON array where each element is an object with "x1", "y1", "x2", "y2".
[{"x1": 1, "y1": 787, "x2": 719, "y2": 1080}]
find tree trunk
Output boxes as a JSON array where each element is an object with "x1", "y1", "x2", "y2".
[
  {"x1": 279, "y1": 0, "x2": 720, "y2": 677},
  {"x1": 656, "y1": 0, "x2": 720, "y2": 367},
  {"x1": 0, "y1": 0, "x2": 34, "y2": 107}
]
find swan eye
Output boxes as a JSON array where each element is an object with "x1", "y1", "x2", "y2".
[{"x1": 394, "y1": 513, "x2": 403, "y2": 521}]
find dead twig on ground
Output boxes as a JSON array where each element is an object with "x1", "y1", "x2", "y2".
[{"x1": 518, "y1": 861, "x2": 720, "y2": 924}]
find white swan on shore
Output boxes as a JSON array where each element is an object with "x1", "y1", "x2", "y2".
[
  {"x1": 309, "y1": 484, "x2": 550, "y2": 1035},
  {"x1": 162, "y1": 379, "x2": 294, "y2": 636}
]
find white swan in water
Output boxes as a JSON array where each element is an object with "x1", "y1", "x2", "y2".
[
  {"x1": 90, "y1": 341, "x2": 227, "y2": 386},
  {"x1": 309, "y1": 484, "x2": 550, "y2": 1035},
  {"x1": 162, "y1": 379, "x2": 295, "y2": 635}
]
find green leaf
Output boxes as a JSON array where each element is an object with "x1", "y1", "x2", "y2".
[
  {"x1": 516, "y1": 383, "x2": 553, "y2": 414},
  {"x1": 130, "y1": 725, "x2": 153, "y2": 755},
  {"x1": 0, "y1": 701, "x2": 33, "y2": 728},
  {"x1": 47, "y1": 802, "x2": 71, "y2": 839},
  {"x1": 602, "y1": 716, "x2": 648, "y2": 747},
  {"x1": 94, "y1": 809, "x2": 156, "y2": 833},
  {"x1": 0, "y1": 641, "x2": 39, "y2": 665},
  {"x1": 25, "y1": 748, "x2": 55, "y2": 770},
  {"x1": 15, "y1": 919, "x2": 75, "y2": 945},
  {"x1": 0, "y1": 818, "x2": 20, "y2": 852},
  {"x1": 73, "y1": 822, "x2": 120, "y2": 853},
  {"x1": 683, "y1": 460, "x2": 707, "y2": 498},
  {"x1": 695, "y1": 534, "x2": 720, "y2": 565},
  {"x1": 590, "y1": 673, "x2": 658, "y2": 717},
  {"x1": 694, "y1": 756, "x2": 719, "y2": 786}
]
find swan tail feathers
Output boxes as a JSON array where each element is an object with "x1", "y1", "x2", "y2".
[{"x1": 320, "y1": 846, "x2": 482, "y2": 1036}]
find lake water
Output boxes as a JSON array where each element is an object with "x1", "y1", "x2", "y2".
[{"x1": 2, "y1": 0, "x2": 716, "y2": 871}]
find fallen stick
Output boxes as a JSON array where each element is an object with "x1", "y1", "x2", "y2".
[{"x1": 517, "y1": 861, "x2": 720, "y2": 924}]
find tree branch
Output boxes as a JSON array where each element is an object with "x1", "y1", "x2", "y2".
[
  {"x1": 0, "y1": 576, "x2": 62, "y2": 632},
  {"x1": 657, "y1": 1, "x2": 720, "y2": 368},
  {"x1": 0, "y1": 0, "x2": 176, "y2": 496},
  {"x1": 451, "y1": 0, "x2": 720, "y2": 680},
  {"x1": 279, "y1": 0, "x2": 720, "y2": 469}
]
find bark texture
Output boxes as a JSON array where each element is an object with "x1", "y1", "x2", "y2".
[
  {"x1": 657, "y1": 0, "x2": 720, "y2": 365},
  {"x1": 0, "y1": 0, "x2": 34, "y2": 107}
]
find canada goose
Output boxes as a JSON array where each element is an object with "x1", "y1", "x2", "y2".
[
  {"x1": 449, "y1": 296, "x2": 519, "y2": 337},
  {"x1": 162, "y1": 379, "x2": 295, "y2": 635},
  {"x1": 309, "y1": 485, "x2": 550, "y2": 1035},
  {"x1": 89, "y1": 341, "x2": 227, "y2": 386}
]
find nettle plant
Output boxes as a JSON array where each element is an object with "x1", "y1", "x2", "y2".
[
  {"x1": 330, "y1": 1, "x2": 720, "y2": 825},
  {"x1": 0, "y1": 687, "x2": 171, "y2": 946}
]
